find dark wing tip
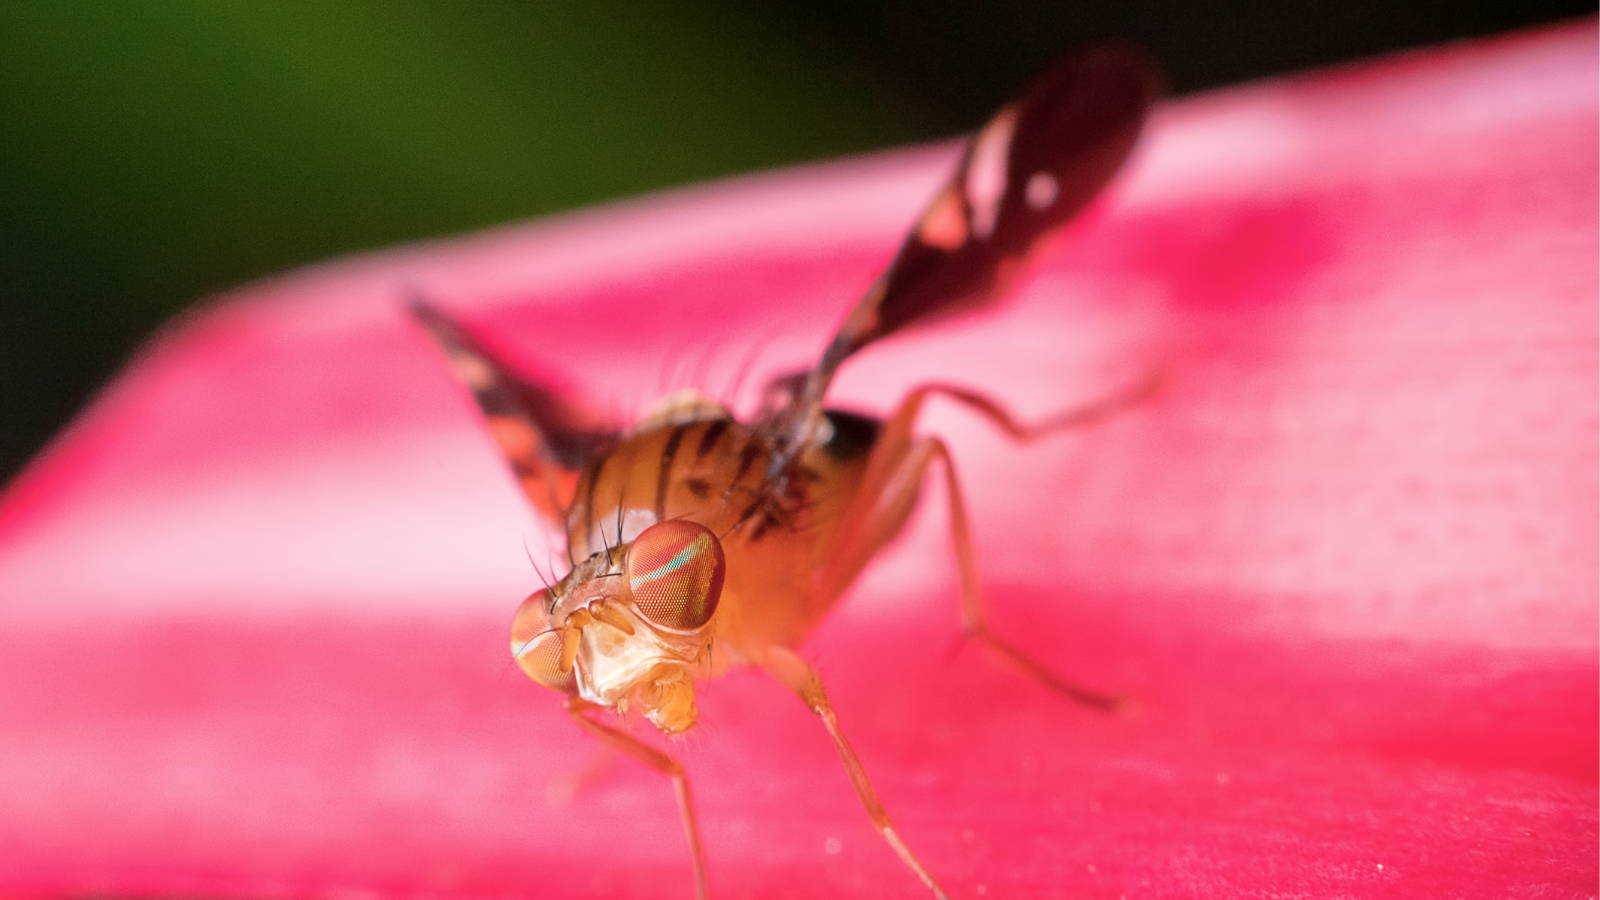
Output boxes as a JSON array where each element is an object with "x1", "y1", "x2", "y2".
[
  {"x1": 1008, "y1": 45, "x2": 1160, "y2": 191},
  {"x1": 404, "y1": 292, "x2": 462, "y2": 345}
]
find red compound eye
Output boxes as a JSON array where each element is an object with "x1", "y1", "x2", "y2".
[
  {"x1": 510, "y1": 591, "x2": 575, "y2": 693},
  {"x1": 625, "y1": 520, "x2": 725, "y2": 630}
]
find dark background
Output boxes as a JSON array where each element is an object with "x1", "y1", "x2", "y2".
[{"x1": 1, "y1": 2, "x2": 1588, "y2": 481}]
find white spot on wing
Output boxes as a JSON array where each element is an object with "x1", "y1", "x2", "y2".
[
  {"x1": 1025, "y1": 171, "x2": 1058, "y2": 210},
  {"x1": 965, "y1": 106, "x2": 1018, "y2": 240}
]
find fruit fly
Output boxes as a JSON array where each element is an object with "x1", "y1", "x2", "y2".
[{"x1": 412, "y1": 48, "x2": 1156, "y2": 900}]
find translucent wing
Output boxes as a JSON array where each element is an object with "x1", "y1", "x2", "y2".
[
  {"x1": 410, "y1": 299, "x2": 617, "y2": 524},
  {"x1": 778, "y1": 48, "x2": 1157, "y2": 439}
]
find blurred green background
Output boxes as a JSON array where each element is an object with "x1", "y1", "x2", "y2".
[{"x1": 0, "y1": 1, "x2": 1587, "y2": 480}]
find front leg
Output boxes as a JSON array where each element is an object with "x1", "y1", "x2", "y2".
[
  {"x1": 758, "y1": 646, "x2": 951, "y2": 900},
  {"x1": 564, "y1": 698, "x2": 709, "y2": 900}
]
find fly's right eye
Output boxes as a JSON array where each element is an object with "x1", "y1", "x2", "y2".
[
  {"x1": 625, "y1": 519, "x2": 725, "y2": 631},
  {"x1": 510, "y1": 591, "x2": 575, "y2": 693}
]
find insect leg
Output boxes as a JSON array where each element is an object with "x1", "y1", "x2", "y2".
[
  {"x1": 758, "y1": 645, "x2": 950, "y2": 900},
  {"x1": 898, "y1": 372, "x2": 1163, "y2": 444},
  {"x1": 546, "y1": 748, "x2": 621, "y2": 809},
  {"x1": 921, "y1": 436, "x2": 1126, "y2": 709},
  {"x1": 823, "y1": 379, "x2": 1157, "y2": 709},
  {"x1": 564, "y1": 697, "x2": 709, "y2": 900}
]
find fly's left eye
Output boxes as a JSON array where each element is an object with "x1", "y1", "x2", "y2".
[
  {"x1": 510, "y1": 591, "x2": 575, "y2": 692},
  {"x1": 625, "y1": 520, "x2": 725, "y2": 630}
]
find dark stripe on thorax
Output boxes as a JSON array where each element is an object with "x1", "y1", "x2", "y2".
[
  {"x1": 581, "y1": 455, "x2": 606, "y2": 551},
  {"x1": 695, "y1": 419, "x2": 729, "y2": 459},
  {"x1": 654, "y1": 424, "x2": 690, "y2": 520},
  {"x1": 730, "y1": 432, "x2": 762, "y2": 488},
  {"x1": 732, "y1": 495, "x2": 765, "y2": 534}
]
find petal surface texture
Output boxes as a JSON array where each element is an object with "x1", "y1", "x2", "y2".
[{"x1": 1, "y1": 23, "x2": 1594, "y2": 899}]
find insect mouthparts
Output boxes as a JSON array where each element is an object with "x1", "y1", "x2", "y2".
[{"x1": 637, "y1": 666, "x2": 698, "y2": 734}]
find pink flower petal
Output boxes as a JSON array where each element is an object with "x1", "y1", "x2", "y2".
[{"x1": 1, "y1": 23, "x2": 1594, "y2": 898}]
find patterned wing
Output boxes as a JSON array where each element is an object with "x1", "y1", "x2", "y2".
[
  {"x1": 410, "y1": 299, "x2": 617, "y2": 525},
  {"x1": 779, "y1": 47, "x2": 1157, "y2": 437}
]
